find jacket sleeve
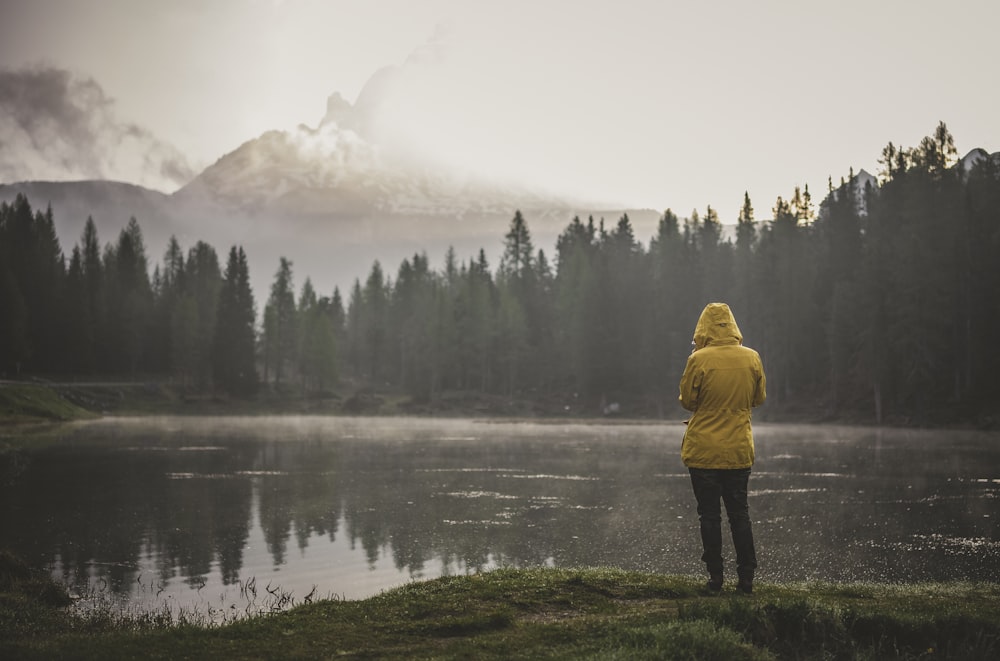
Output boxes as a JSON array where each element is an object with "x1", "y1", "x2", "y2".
[
  {"x1": 678, "y1": 355, "x2": 701, "y2": 412},
  {"x1": 752, "y1": 355, "x2": 766, "y2": 408}
]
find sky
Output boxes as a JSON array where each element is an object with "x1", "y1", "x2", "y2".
[{"x1": 1, "y1": 0, "x2": 998, "y2": 220}]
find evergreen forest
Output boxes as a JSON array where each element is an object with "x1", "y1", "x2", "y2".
[{"x1": 1, "y1": 122, "x2": 998, "y2": 424}]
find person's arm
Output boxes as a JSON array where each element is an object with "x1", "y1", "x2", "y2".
[
  {"x1": 752, "y1": 355, "x2": 766, "y2": 408},
  {"x1": 679, "y1": 355, "x2": 702, "y2": 411}
]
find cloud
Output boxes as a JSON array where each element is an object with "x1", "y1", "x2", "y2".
[{"x1": 0, "y1": 66, "x2": 194, "y2": 191}]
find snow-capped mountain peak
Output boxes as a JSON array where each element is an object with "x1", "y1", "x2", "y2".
[
  {"x1": 176, "y1": 84, "x2": 576, "y2": 223},
  {"x1": 957, "y1": 148, "x2": 1000, "y2": 177}
]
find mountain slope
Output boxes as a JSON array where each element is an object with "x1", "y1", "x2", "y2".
[
  {"x1": 0, "y1": 180, "x2": 174, "y2": 252},
  {"x1": 173, "y1": 121, "x2": 576, "y2": 225}
]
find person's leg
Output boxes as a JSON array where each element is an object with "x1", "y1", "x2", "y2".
[
  {"x1": 721, "y1": 468, "x2": 757, "y2": 593},
  {"x1": 689, "y1": 468, "x2": 724, "y2": 586}
]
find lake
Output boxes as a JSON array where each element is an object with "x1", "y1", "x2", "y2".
[{"x1": 1, "y1": 416, "x2": 998, "y2": 618}]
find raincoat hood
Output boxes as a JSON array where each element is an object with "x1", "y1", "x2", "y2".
[{"x1": 692, "y1": 302, "x2": 743, "y2": 350}]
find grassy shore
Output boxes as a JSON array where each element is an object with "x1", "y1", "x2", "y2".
[
  {"x1": 2, "y1": 549, "x2": 998, "y2": 660},
  {"x1": 0, "y1": 380, "x2": 672, "y2": 425},
  {"x1": 3, "y1": 379, "x2": 995, "y2": 428},
  {"x1": 0, "y1": 383, "x2": 97, "y2": 424}
]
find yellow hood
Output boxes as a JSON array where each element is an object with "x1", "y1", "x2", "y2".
[{"x1": 692, "y1": 302, "x2": 743, "y2": 350}]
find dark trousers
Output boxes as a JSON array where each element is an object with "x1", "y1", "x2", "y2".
[{"x1": 689, "y1": 467, "x2": 757, "y2": 578}]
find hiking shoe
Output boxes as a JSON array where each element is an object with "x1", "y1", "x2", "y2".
[{"x1": 706, "y1": 573, "x2": 723, "y2": 592}]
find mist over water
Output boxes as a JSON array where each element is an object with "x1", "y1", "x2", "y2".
[{"x1": 2, "y1": 417, "x2": 997, "y2": 617}]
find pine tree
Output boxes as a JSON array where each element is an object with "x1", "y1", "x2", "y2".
[
  {"x1": 170, "y1": 293, "x2": 199, "y2": 389},
  {"x1": 213, "y1": 246, "x2": 258, "y2": 396},
  {"x1": 498, "y1": 211, "x2": 550, "y2": 390},
  {"x1": 329, "y1": 286, "x2": 347, "y2": 369},
  {"x1": 295, "y1": 278, "x2": 338, "y2": 393},
  {"x1": 80, "y1": 217, "x2": 105, "y2": 371},
  {"x1": 362, "y1": 261, "x2": 389, "y2": 383},
  {"x1": 732, "y1": 194, "x2": 758, "y2": 342},
  {"x1": 150, "y1": 236, "x2": 185, "y2": 373},
  {"x1": 184, "y1": 241, "x2": 221, "y2": 389},
  {"x1": 106, "y1": 217, "x2": 153, "y2": 374},
  {"x1": 311, "y1": 295, "x2": 339, "y2": 391},
  {"x1": 464, "y1": 249, "x2": 496, "y2": 392},
  {"x1": 0, "y1": 202, "x2": 29, "y2": 374},
  {"x1": 0, "y1": 199, "x2": 27, "y2": 373},
  {"x1": 31, "y1": 205, "x2": 67, "y2": 372},
  {"x1": 878, "y1": 142, "x2": 900, "y2": 184},
  {"x1": 815, "y1": 171, "x2": 865, "y2": 413},
  {"x1": 736, "y1": 192, "x2": 756, "y2": 244},
  {"x1": 0, "y1": 196, "x2": 67, "y2": 373},
  {"x1": 646, "y1": 209, "x2": 689, "y2": 409},
  {"x1": 63, "y1": 246, "x2": 93, "y2": 373},
  {"x1": 263, "y1": 257, "x2": 297, "y2": 386},
  {"x1": 499, "y1": 210, "x2": 534, "y2": 281},
  {"x1": 554, "y1": 216, "x2": 598, "y2": 393},
  {"x1": 599, "y1": 214, "x2": 647, "y2": 394},
  {"x1": 962, "y1": 150, "x2": 1000, "y2": 408},
  {"x1": 392, "y1": 253, "x2": 438, "y2": 399},
  {"x1": 496, "y1": 284, "x2": 527, "y2": 396},
  {"x1": 910, "y1": 120, "x2": 958, "y2": 176},
  {"x1": 345, "y1": 279, "x2": 364, "y2": 380}
]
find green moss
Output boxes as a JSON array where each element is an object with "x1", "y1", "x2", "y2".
[
  {"x1": 0, "y1": 384, "x2": 95, "y2": 424},
  {"x1": 1, "y1": 564, "x2": 998, "y2": 659},
  {"x1": 0, "y1": 549, "x2": 74, "y2": 644}
]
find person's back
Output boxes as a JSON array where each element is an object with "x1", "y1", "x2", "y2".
[
  {"x1": 678, "y1": 302, "x2": 766, "y2": 594},
  {"x1": 679, "y1": 303, "x2": 765, "y2": 469}
]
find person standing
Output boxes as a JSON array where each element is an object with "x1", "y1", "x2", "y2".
[{"x1": 679, "y1": 302, "x2": 766, "y2": 594}]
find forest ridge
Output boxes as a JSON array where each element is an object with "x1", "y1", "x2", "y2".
[{"x1": 1, "y1": 122, "x2": 998, "y2": 425}]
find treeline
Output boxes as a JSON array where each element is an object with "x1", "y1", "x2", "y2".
[
  {"x1": 0, "y1": 206, "x2": 257, "y2": 395},
  {"x1": 1, "y1": 122, "x2": 998, "y2": 422}
]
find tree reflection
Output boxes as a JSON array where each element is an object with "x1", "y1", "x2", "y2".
[{"x1": 1, "y1": 420, "x2": 998, "y2": 597}]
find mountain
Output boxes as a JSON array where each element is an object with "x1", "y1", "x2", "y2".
[
  {"x1": 819, "y1": 149, "x2": 1000, "y2": 219},
  {"x1": 162, "y1": 103, "x2": 643, "y2": 296},
  {"x1": 1, "y1": 97, "x2": 658, "y2": 297},
  {"x1": 820, "y1": 169, "x2": 879, "y2": 217},
  {"x1": 2, "y1": 55, "x2": 666, "y2": 294},
  {"x1": 0, "y1": 179, "x2": 177, "y2": 256},
  {"x1": 957, "y1": 147, "x2": 1000, "y2": 176},
  {"x1": 174, "y1": 121, "x2": 577, "y2": 226}
]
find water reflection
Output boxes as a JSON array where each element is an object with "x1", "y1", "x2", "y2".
[{"x1": 1, "y1": 417, "x2": 998, "y2": 615}]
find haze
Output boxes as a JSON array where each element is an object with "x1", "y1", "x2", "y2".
[{"x1": 2, "y1": 0, "x2": 998, "y2": 217}]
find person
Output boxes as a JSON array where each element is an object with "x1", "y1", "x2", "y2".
[{"x1": 678, "y1": 302, "x2": 766, "y2": 594}]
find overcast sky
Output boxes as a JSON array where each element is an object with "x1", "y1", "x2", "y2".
[{"x1": 1, "y1": 0, "x2": 997, "y2": 219}]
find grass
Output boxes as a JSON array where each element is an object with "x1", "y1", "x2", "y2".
[
  {"x1": 0, "y1": 384, "x2": 96, "y2": 424},
  {"x1": 0, "y1": 379, "x2": 683, "y2": 424},
  {"x1": 2, "y1": 552, "x2": 998, "y2": 660}
]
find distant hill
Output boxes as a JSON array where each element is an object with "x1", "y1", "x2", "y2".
[
  {"x1": 0, "y1": 179, "x2": 174, "y2": 251},
  {"x1": 1, "y1": 160, "x2": 658, "y2": 299}
]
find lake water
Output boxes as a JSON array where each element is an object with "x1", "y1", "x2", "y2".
[{"x1": 1, "y1": 416, "x2": 998, "y2": 618}]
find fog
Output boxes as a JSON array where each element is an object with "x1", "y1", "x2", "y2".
[{"x1": 2, "y1": 417, "x2": 996, "y2": 619}]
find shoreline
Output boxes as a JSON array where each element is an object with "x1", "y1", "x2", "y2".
[
  {"x1": 2, "y1": 555, "x2": 998, "y2": 659},
  {"x1": 1, "y1": 379, "x2": 995, "y2": 431}
]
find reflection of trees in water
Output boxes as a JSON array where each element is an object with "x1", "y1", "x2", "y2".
[
  {"x1": 3, "y1": 445, "x2": 159, "y2": 591},
  {"x1": 3, "y1": 423, "x2": 999, "y2": 594},
  {"x1": 145, "y1": 444, "x2": 256, "y2": 587},
  {"x1": 257, "y1": 440, "x2": 342, "y2": 566},
  {"x1": 0, "y1": 440, "x2": 258, "y2": 592},
  {"x1": 331, "y1": 436, "x2": 678, "y2": 576},
  {"x1": 2, "y1": 430, "x2": 684, "y2": 591}
]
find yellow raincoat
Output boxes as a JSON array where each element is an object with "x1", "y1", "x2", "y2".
[{"x1": 679, "y1": 303, "x2": 766, "y2": 469}]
